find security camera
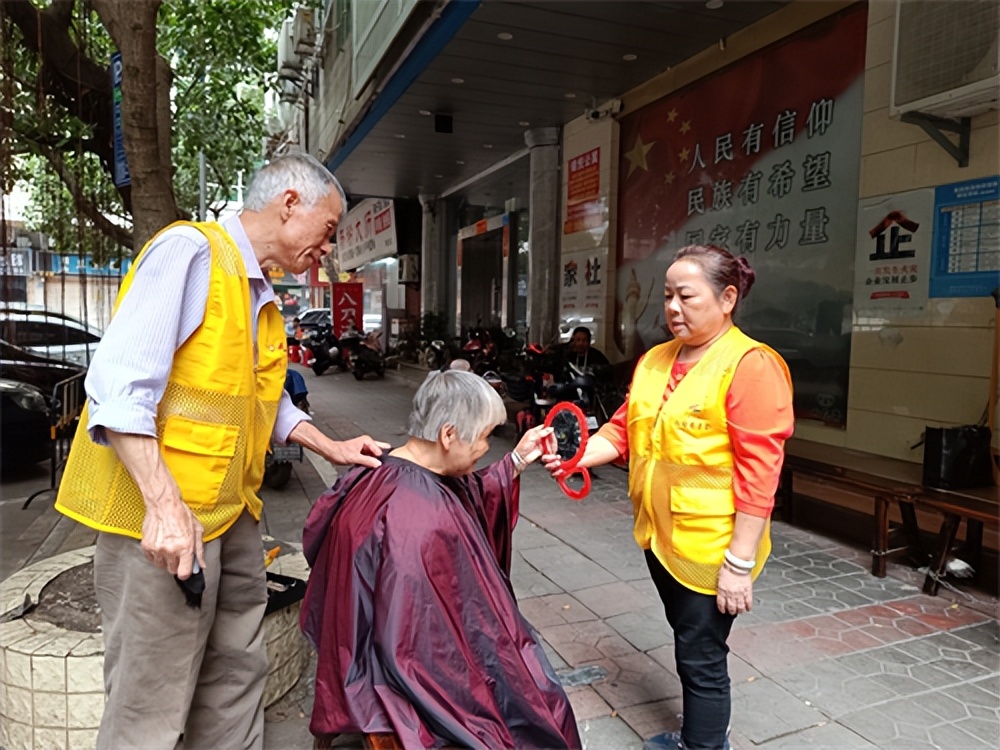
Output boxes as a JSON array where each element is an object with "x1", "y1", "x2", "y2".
[{"x1": 585, "y1": 108, "x2": 603, "y2": 122}]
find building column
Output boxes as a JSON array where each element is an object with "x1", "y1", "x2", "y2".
[
  {"x1": 419, "y1": 193, "x2": 447, "y2": 320},
  {"x1": 524, "y1": 127, "x2": 561, "y2": 345}
]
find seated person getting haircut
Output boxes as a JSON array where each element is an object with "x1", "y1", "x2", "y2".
[{"x1": 301, "y1": 370, "x2": 581, "y2": 749}]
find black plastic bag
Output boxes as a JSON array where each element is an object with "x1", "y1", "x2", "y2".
[{"x1": 922, "y1": 425, "x2": 993, "y2": 490}]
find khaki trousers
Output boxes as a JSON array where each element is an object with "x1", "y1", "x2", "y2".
[{"x1": 94, "y1": 510, "x2": 268, "y2": 750}]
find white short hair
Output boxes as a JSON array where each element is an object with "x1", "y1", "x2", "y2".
[
  {"x1": 408, "y1": 370, "x2": 507, "y2": 444},
  {"x1": 243, "y1": 151, "x2": 347, "y2": 212}
]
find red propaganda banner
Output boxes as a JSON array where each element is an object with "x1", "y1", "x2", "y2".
[
  {"x1": 331, "y1": 282, "x2": 362, "y2": 337},
  {"x1": 614, "y1": 4, "x2": 867, "y2": 428}
]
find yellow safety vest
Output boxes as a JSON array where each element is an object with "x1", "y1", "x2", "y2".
[
  {"x1": 626, "y1": 326, "x2": 791, "y2": 594},
  {"x1": 56, "y1": 221, "x2": 287, "y2": 542}
]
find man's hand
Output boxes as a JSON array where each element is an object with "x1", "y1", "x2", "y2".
[
  {"x1": 287, "y1": 421, "x2": 390, "y2": 469},
  {"x1": 106, "y1": 431, "x2": 204, "y2": 578},
  {"x1": 140, "y1": 483, "x2": 205, "y2": 578}
]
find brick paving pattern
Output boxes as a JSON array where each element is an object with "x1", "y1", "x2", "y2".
[{"x1": 2, "y1": 362, "x2": 997, "y2": 749}]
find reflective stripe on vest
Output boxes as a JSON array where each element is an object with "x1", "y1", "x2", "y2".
[
  {"x1": 55, "y1": 221, "x2": 287, "y2": 541},
  {"x1": 626, "y1": 326, "x2": 789, "y2": 594}
]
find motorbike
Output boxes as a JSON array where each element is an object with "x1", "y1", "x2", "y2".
[
  {"x1": 262, "y1": 370, "x2": 308, "y2": 490},
  {"x1": 352, "y1": 330, "x2": 386, "y2": 380},
  {"x1": 505, "y1": 343, "x2": 620, "y2": 437},
  {"x1": 302, "y1": 324, "x2": 360, "y2": 376},
  {"x1": 422, "y1": 337, "x2": 460, "y2": 370},
  {"x1": 459, "y1": 325, "x2": 498, "y2": 374}
]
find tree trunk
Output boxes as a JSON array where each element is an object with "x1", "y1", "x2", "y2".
[{"x1": 91, "y1": 0, "x2": 179, "y2": 249}]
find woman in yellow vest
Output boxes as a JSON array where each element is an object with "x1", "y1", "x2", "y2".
[{"x1": 544, "y1": 245, "x2": 794, "y2": 750}]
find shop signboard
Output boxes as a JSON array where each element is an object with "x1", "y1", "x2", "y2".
[
  {"x1": 332, "y1": 282, "x2": 363, "y2": 337},
  {"x1": 564, "y1": 147, "x2": 603, "y2": 235},
  {"x1": 49, "y1": 254, "x2": 133, "y2": 276},
  {"x1": 615, "y1": 4, "x2": 867, "y2": 427},
  {"x1": 0, "y1": 249, "x2": 29, "y2": 276},
  {"x1": 336, "y1": 198, "x2": 397, "y2": 271}
]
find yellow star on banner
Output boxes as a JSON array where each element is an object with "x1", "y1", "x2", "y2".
[
  {"x1": 664, "y1": 171, "x2": 676, "y2": 185},
  {"x1": 678, "y1": 147, "x2": 690, "y2": 163},
  {"x1": 679, "y1": 120, "x2": 692, "y2": 134},
  {"x1": 667, "y1": 109, "x2": 678, "y2": 122},
  {"x1": 624, "y1": 135, "x2": 654, "y2": 176}
]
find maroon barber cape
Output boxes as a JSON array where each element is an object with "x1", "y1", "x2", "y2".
[{"x1": 301, "y1": 455, "x2": 581, "y2": 749}]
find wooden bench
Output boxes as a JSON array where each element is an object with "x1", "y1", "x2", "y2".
[{"x1": 779, "y1": 441, "x2": 998, "y2": 596}]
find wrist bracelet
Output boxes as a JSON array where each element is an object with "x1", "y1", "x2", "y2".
[
  {"x1": 511, "y1": 450, "x2": 528, "y2": 472},
  {"x1": 724, "y1": 548, "x2": 756, "y2": 571},
  {"x1": 722, "y1": 561, "x2": 751, "y2": 576}
]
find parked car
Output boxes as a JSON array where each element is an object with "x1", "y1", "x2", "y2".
[
  {"x1": 0, "y1": 378, "x2": 51, "y2": 469},
  {"x1": 0, "y1": 339, "x2": 86, "y2": 398},
  {"x1": 0, "y1": 307, "x2": 103, "y2": 366}
]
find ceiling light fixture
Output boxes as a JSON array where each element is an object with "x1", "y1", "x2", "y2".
[
  {"x1": 451, "y1": 77, "x2": 464, "y2": 84},
  {"x1": 497, "y1": 32, "x2": 513, "y2": 40},
  {"x1": 518, "y1": 120, "x2": 530, "y2": 127},
  {"x1": 456, "y1": 160, "x2": 465, "y2": 165},
  {"x1": 418, "y1": 109, "x2": 432, "y2": 116},
  {"x1": 705, "y1": 0, "x2": 723, "y2": 9},
  {"x1": 434, "y1": 173, "x2": 444, "y2": 178},
  {"x1": 483, "y1": 144, "x2": 493, "y2": 149},
  {"x1": 394, "y1": 133, "x2": 406, "y2": 139},
  {"x1": 623, "y1": 53, "x2": 637, "y2": 61},
  {"x1": 564, "y1": 92, "x2": 576, "y2": 99}
]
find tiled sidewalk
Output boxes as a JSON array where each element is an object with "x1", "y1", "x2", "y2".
[{"x1": 2, "y1": 363, "x2": 997, "y2": 750}]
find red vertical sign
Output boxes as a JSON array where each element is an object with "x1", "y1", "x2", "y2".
[{"x1": 332, "y1": 282, "x2": 363, "y2": 337}]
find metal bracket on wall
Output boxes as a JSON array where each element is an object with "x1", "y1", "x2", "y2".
[{"x1": 900, "y1": 112, "x2": 971, "y2": 168}]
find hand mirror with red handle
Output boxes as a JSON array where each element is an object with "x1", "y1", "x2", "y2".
[{"x1": 543, "y1": 402, "x2": 591, "y2": 501}]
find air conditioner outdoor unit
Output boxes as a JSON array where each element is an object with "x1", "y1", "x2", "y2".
[
  {"x1": 277, "y1": 18, "x2": 302, "y2": 80},
  {"x1": 292, "y1": 6, "x2": 317, "y2": 56},
  {"x1": 891, "y1": 0, "x2": 999, "y2": 119}
]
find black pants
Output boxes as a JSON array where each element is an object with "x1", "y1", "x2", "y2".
[{"x1": 645, "y1": 549, "x2": 735, "y2": 750}]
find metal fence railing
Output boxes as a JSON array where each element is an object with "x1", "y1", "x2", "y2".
[{"x1": 22, "y1": 371, "x2": 86, "y2": 509}]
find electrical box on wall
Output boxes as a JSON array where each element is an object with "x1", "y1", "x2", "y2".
[
  {"x1": 398, "y1": 254, "x2": 419, "y2": 283},
  {"x1": 891, "y1": 0, "x2": 999, "y2": 119}
]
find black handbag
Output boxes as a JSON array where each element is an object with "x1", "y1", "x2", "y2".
[{"x1": 921, "y1": 425, "x2": 993, "y2": 490}]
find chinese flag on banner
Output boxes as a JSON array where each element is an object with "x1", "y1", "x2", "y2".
[{"x1": 616, "y1": 5, "x2": 867, "y2": 263}]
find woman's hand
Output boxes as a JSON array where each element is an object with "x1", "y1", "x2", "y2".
[
  {"x1": 513, "y1": 425, "x2": 556, "y2": 468},
  {"x1": 716, "y1": 565, "x2": 754, "y2": 615}
]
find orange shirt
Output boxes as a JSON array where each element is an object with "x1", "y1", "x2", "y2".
[{"x1": 596, "y1": 348, "x2": 794, "y2": 517}]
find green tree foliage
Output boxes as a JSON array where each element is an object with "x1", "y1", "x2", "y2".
[{"x1": 1, "y1": 0, "x2": 297, "y2": 259}]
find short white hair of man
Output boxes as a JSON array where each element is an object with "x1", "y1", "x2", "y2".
[
  {"x1": 408, "y1": 370, "x2": 507, "y2": 445},
  {"x1": 243, "y1": 150, "x2": 347, "y2": 212}
]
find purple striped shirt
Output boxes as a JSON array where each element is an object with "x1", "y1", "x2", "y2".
[{"x1": 86, "y1": 214, "x2": 308, "y2": 446}]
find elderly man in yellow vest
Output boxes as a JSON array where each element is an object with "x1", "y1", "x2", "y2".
[{"x1": 56, "y1": 152, "x2": 389, "y2": 750}]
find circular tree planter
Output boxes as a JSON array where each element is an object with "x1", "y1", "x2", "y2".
[{"x1": 0, "y1": 546, "x2": 310, "y2": 750}]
